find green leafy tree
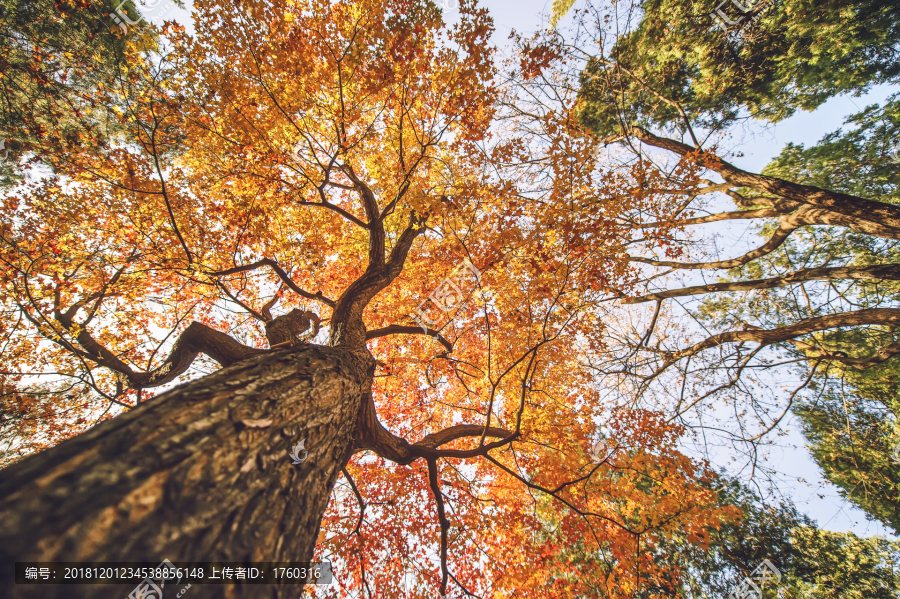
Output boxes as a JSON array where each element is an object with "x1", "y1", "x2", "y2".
[
  {"x1": 645, "y1": 477, "x2": 811, "y2": 599},
  {"x1": 787, "y1": 526, "x2": 900, "y2": 598},
  {"x1": 568, "y1": 6, "x2": 900, "y2": 502},
  {"x1": 545, "y1": 474, "x2": 900, "y2": 597},
  {"x1": 760, "y1": 94, "x2": 900, "y2": 202},
  {"x1": 687, "y1": 96, "x2": 900, "y2": 532},
  {"x1": 574, "y1": 0, "x2": 900, "y2": 137},
  {"x1": 793, "y1": 361, "x2": 900, "y2": 534},
  {"x1": 550, "y1": 6, "x2": 900, "y2": 594}
]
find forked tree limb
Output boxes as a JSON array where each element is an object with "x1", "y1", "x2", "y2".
[
  {"x1": 624, "y1": 264, "x2": 900, "y2": 304},
  {"x1": 626, "y1": 126, "x2": 900, "y2": 234},
  {"x1": 72, "y1": 309, "x2": 320, "y2": 390},
  {"x1": 105, "y1": 322, "x2": 266, "y2": 389},
  {"x1": 330, "y1": 212, "x2": 426, "y2": 349},
  {"x1": 51, "y1": 282, "x2": 264, "y2": 389},
  {"x1": 786, "y1": 339, "x2": 900, "y2": 369},
  {"x1": 793, "y1": 206, "x2": 900, "y2": 240},
  {"x1": 352, "y1": 392, "x2": 515, "y2": 465},
  {"x1": 51, "y1": 270, "x2": 319, "y2": 389}
]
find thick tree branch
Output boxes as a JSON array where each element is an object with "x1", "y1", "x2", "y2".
[
  {"x1": 352, "y1": 392, "x2": 514, "y2": 465},
  {"x1": 662, "y1": 308, "x2": 900, "y2": 363},
  {"x1": 366, "y1": 324, "x2": 453, "y2": 353},
  {"x1": 330, "y1": 212, "x2": 426, "y2": 349},
  {"x1": 627, "y1": 126, "x2": 900, "y2": 234},
  {"x1": 417, "y1": 424, "x2": 513, "y2": 450},
  {"x1": 124, "y1": 322, "x2": 268, "y2": 388},
  {"x1": 625, "y1": 264, "x2": 900, "y2": 303},
  {"x1": 630, "y1": 219, "x2": 797, "y2": 269}
]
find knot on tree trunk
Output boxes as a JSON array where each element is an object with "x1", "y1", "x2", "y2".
[{"x1": 265, "y1": 309, "x2": 320, "y2": 347}]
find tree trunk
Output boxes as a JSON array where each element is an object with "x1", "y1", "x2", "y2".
[{"x1": 0, "y1": 344, "x2": 373, "y2": 599}]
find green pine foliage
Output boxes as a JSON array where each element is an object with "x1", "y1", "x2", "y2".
[
  {"x1": 761, "y1": 93, "x2": 900, "y2": 203},
  {"x1": 547, "y1": 474, "x2": 900, "y2": 597},
  {"x1": 576, "y1": 0, "x2": 900, "y2": 137},
  {"x1": 788, "y1": 527, "x2": 900, "y2": 598},
  {"x1": 568, "y1": 0, "x2": 900, "y2": 587},
  {"x1": 794, "y1": 362, "x2": 900, "y2": 534}
]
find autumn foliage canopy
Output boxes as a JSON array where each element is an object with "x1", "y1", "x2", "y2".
[{"x1": 0, "y1": 0, "x2": 736, "y2": 596}]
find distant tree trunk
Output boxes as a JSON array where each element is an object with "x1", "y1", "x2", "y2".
[{"x1": 0, "y1": 345, "x2": 373, "y2": 599}]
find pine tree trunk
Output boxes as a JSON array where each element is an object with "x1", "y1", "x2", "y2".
[{"x1": 0, "y1": 345, "x2": 373, "y2": 599}]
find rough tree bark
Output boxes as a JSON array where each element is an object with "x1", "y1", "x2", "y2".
[
  {"x1": 0, "y1": 344, "x2": 373, "y2": 599},
  {"x1": 0, "y1": 123, "x2": 509, "y2": 599}
]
